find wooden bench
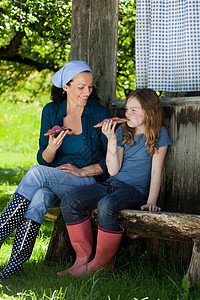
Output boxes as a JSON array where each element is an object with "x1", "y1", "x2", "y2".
[{"x1": 45, "y1": 208, "x2": 200, "y2": 287}]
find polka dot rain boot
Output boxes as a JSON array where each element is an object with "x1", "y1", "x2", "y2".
[
  {"x1": 0, "y1": 218, "x2": 40, "y2": 279},
  {"x1": 0, "y1": 193, "x2": 30, "y2": 248}
]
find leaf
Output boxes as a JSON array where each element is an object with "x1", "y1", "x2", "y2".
[{"x1": 182, "y1": 274, "x2": 190, "y2": 294}]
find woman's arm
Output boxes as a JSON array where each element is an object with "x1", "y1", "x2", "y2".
[
  {"x1": 141, "y1": 145, "x2": 168, "y2": 212},
  {"x1": 37, "y1": 103, "x2": 64, "y2": 166},
  {"x1": 57, "y1": 162, "x2": 104, "y2": 177},
  {"x1": 42, "y1": 130, "x2": 68, "y2": 163}
]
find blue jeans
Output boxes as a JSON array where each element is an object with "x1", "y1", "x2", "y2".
[
  {"x1": 61, "y1": 179, "x2": 146, "y2": 231},
  {"x1": 14, "y1": 165, "x2": 96, "y2": 224}
]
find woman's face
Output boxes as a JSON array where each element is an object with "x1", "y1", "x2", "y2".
[
  {"x1": 63, "y1": 72, "x2": 93, "y2": 107},
  {"x1": 125, "y1": 97, "x2": 145, "y2": 134}
]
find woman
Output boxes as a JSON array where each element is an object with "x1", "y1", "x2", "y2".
[
  {"x1": 56, "y1": 88, "x2": 172, "y2": 277},
  {"x1": 0, "y1": 61, "x2": 110, "y2": 279}
]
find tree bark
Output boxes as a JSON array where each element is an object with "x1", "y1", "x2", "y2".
[
  {"x1": 70, "y1": 0, "x2": 119, "y2": 107},
  {"x1": 45, "y1": 212, "x2": 75, "y2": 263},
  {"x1": 187, "y1": 236, "x2": 200, "y2": 288},
  {"x1": 92, "y1": 209, "x2": 200, "y2": 243}
]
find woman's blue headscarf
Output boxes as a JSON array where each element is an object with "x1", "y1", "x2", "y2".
[{"x1": 51, "y1": 61, "x2": 92, "y2": 88}]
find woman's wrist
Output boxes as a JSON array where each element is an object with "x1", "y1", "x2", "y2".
[
  {"x1": 42, "y1": 146, "x2": 56, "y2": 163},
  {"x1": 81, "y1": 164, "x2": 103, "y2": 177}
]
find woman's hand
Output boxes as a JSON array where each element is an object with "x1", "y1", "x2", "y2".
[
  {"x1": 141, "y1": 203, "x2": 161, "y2": 212},
  {"x1": 57, "y1": 163, "x2": 87, "y2": 177},
  {"x1": 102, "y1": 120, "x2": 117, "y2": 141},
  {"x1": 48, "y1": 130, "x2": 69, "y2": 151}
]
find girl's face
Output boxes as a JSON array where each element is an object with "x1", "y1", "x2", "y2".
[
  {"x1": 63, "y1": 72, "x2": 93, "y2": 107},
  {"x1": 125, "y1": 97, "x2": 145, "y2": 134}
]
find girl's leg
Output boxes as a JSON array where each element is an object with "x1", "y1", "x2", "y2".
[
  {"x1": 57, "y1": 182, "x2": 111, "y2": 276},
  {"x1": 57, "y1": 215, "x2": 93, "y2": 276},
  {"x1": 60, "y1": 182, "x2": 111, "y2": 223},
  {"x1": 68, "y1": 182, "x2": 145, "y2": 277},
  {"x1": 68, "y1": 226, "x2": 124, "y2": 277},
  {"x1": 97, "y1": 181, "x2": 146, "y2": 231}
]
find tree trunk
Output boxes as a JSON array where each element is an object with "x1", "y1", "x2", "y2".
[
  {"x1": 45, "y1": 212, "x2": 75, "y2": 263},
  {"x1": 70, "y1": 0, "x2": 119, "y2": 107}
]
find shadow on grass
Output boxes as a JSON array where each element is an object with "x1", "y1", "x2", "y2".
[
  {"x1": 0, "y1": 167, "x2": 30, "y2": 211},
  {"x1": 0, "y1": 167, "x2": 29, "y2": 186}
]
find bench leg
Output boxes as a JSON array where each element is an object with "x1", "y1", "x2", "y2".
[{"x1": 187, "y1": 236, "x2": 200, "y2": 287}]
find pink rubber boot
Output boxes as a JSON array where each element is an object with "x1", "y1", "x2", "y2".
[
  {"x1": 57, "y1": 216, "x2": 93, "y2": 276},
  {"x1": 68, "y1": 226, "x2": 124, "y2": 277}
]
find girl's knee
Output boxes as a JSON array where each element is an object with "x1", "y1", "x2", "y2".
[
  {"x1": 60, "y1": 198, "x2": 83, "y2": 223},
  {"x1": 97, "y1": 197, "x2": 114, "y2": 218}
]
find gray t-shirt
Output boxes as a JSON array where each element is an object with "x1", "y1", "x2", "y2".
[{"x1": 111, "y1": 126, "x2": 172, "y2": 196}]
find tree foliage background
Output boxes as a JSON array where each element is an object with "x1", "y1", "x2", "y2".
[{"x1": 0, "y1": 0, "x2": 135, "y2": 103}]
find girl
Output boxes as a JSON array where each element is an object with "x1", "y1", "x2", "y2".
[{"x1": 57, "y1": 88, "x2": 172, "y2": 277}]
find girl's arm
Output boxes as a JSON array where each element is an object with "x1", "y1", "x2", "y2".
[
  {"x1": 141, "y1": 145, "x2": 168, "y2": 212},
  {"x1": 102, "y1": 120, "x2": 124, "y2": 176}
]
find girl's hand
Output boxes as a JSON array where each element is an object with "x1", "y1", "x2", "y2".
[
  {"x1": 141, "y1": 203, "x2": 161, "y2": 212},
  {"x1": 48, "y1": 130, "x2": 69, "y2": 151},
  {"x1": 102, "y1": 120, "x2": 117, "y2": 140},
  {"x1": 57, "y1": 163, "x2": 86, "y2": 177}
]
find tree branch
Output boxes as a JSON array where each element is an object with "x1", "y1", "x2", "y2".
[
  {"x1": 0, "y1": 31, "x2": 25, "y2": 57},
  {"x1": 0, "y1": 54, "x2": 56, "y2": 72}
]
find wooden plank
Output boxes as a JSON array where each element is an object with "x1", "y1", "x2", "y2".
[
  {"x1": 70, "y1": 0, "x2": 119, "y2": 107},
  {"x1": 91, "y1": 209, "x2": 200, "y2": 242}
]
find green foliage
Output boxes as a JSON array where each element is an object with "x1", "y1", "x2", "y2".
[
  {"x1": 0, "y1": 0, "x2": 136, "y2": 103},
  {"x1": 182, "y1": 274, "x2": 190, "y2": 299},
  {"x1": 117, "y1": 0, "x2": 136, "y2": 99},
  {"x1": 0, "y1": 69, "x2": 52, "y2": 104},
  {"x1": 0, "y1": 0, "x2": 72, "y2": 63},
  {"x1": 0, "y1": 0, "x2": 71, "y2": 96}
]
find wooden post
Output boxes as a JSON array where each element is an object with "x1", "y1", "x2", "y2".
[
  {"x1": 70, "y1": 0, "x2": 119, "y2": 107},
  {"x1": 159, "y1": 97, "x2": 200, "y2": 214},
  {"x1": 187, "y1": 236, "x2": 200, "y2": 287}
]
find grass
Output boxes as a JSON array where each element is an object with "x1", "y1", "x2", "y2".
[{"x1": 0, "y1": 100, "x2": 200, "y2": 299}]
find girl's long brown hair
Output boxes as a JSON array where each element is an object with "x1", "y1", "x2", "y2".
[{"x1": 123, "y1": 88, "x2": 165, "y2": 155}]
